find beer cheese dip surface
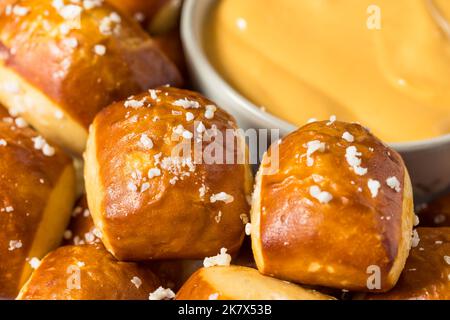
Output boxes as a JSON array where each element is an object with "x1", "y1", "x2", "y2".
[{"x1": 204, "y1": 0, "x2": 450, "y2": 143}]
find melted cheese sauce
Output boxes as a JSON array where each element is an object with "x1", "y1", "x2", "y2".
[{"x1": 205, "y1": 0, "x2": 450, "y2": 142}]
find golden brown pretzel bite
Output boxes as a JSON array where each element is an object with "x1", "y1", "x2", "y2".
[
  {"x1": 361, "y1": 227, "x2": 450, "y2": 300},
  {"x1": 417, "y1": 193, "x2": 450, "y2": 227},
  {"x1": 0, "y1": 0, "x2": 182, "y2": 155},
  {"x1": 0, "y1": 105, "x2": 76, "y2": 299},
  {"x1": 17, "y1": 245, "x2": 161, "y2": 300},
  {"x1": 84, "y1": 87, "x2": 253, "y2": 261},
  {"x1": 251, "y1": 120, "x2": 415, "y2": 292},
  {"x1": 176, "y1": 266, "x2": 335, "y2": 300}
]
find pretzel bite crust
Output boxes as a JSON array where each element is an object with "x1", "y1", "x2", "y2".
[
  {"x1": 0, "y1": 106, "x2": 76, "y2": 299},
  {"x1": 0, "y1": 0, "x2": 181, "y2": 154},
  {"x1": 362, "y1": 228, "x2": 450, "y2": 300},
  {"x1": 251, "y1": 121, "x2": 414, "y2": 292},
  {"x1": 85, "y1": 87, "x2": 253, "y2": 261},
  {"x1": 17, "y1": 245, "x2": 161, "y2": 300},
  {"x1": 176, "y1": 266, "x2": 335, "y2": 300}
]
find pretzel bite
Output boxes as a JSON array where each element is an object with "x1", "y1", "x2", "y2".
[
  {"x1": 84, "y1": 87, "x2": 253, "y2": 261},
  {"x1": 251, "y1": 120, "x2": 415, "y2": 292},
  {"x1": 362, "y1": 228, "x2": 450, "y2": 300},
  {"x1": 17, "y1": 245, "x2": 161, "y2": 300},
  {"x1": 417, "y1": 193, "x2": 450, "y2": 227},
  {"x1": 0, "y1": 0, "x2": 182, "y2": 155},
  {"x1": 176, "y1": 266, "x2": 335, "y2": 300},
  {"x1": 0, "y1": 106, "x2": 76, "y2": 299}
]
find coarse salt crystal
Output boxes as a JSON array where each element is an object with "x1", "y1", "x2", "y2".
[
  {"x1": 196, "y1": 122, "x2": 206, "y2": 133},
  {"x1": 12, "y1": 5, "x2": 30, "y2": 16},
  {"x1": 203, "y1": 248, "x2": 232, "y2": 268},
  {"x1": 209, "y1": 293, "x2": 219, "y2": 300},
  {"x1": 309, "y1": 185, "x2": 333, "y2": 204},
  {"x1": 345, "y1": 146, "x2": 367, "y2": 176},
  {"x1": 444, "y1": 256, "x2": 450, "y2": 265},
  {"x1": 327, "y1": 115, "x2": 336, "y2": 125},
  {"x1": 245, "y1": 223, "x2": 252, "y2": 236},
  {"x1": 124, "y1": 98, "x2": 144, "y2": 109},
  {"x1": 386, "y1": 176, "x2": 401, "y2": 192},
  {"x1": 342, "y1": 132, "x2": 354, "y2": 142},
  {"x1": 42, "y1": 144, "x2": 55, "y2": 157},
  {"x1": 414, "y1": 215, "x2": 420, "y2": 227},
  {"x1": 149, "y1": 89, "x2": 158, "y2": 100},
  {"x1": 131, "y1": 276, "x2": 142, "y2": 289},
  {"x1": 32, "y1": 136, "x2": 46, "y2": 150},
  {"x1": 140, "y1": 182, "x2": 150, "y2": 193},
  {"x1": 210, "y1": 192, "x2": 234, "y2": 204},
  {"x1": 8, "y1": 240, "x2": 22, "y2": 251},
  {"x1": 93, "y1": 44, "x2": 106, "y2": 55},
  {"x1": 186, "y1": 112, "x2": 194, "y2": 122},
  {"x1": 83, "y1": 0, "x2": 103, "y2": 10},
  {"x1": 15, "y1": 117, "x2": 27, "y2": 128},
  {"x1": 367, "y1": 179, "x2": 381, "y2": 198},
  {"x1": 140, "y1": 134, "x2": 153, "y2": 149},
  {"x1": 173, "y1": 98, "x2": 200, "y2": 109},
  {"x1": 32, "y1": 136, "x2": 55, "y2": 157},
  {"x1": 64, "y1": 37, "x2": 78, "y2": 49},
  {"x1": 199, "y1": 184, "x2": 207, "y2": 198},
  {"x1": 127, "y1": 182, "x2": 137, "y2": 192},
  {"x1": 305, "y1": 140, "x2": 325, "y2": 167},
  {"x1": 29, "y1": 257, "x2": 41, "y2": 269},
  {"x1": 148, "y1": 168, "x2": 161, "y2": 179},
  {"x1": 59, "y1": 4, "x2": 82, "y2": 20},
  {"x1": 205, "y1": 105, "x2": 217, "y2": 119},
  {"x1": 149, "y1": 287, "x2": 175, "y2": 300}
]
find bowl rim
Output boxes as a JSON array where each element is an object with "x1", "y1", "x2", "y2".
[{"x1": 181, "y1": 0, "x2": 450, "y2": 153}]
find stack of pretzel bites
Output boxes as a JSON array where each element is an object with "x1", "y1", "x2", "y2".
[{"x1": 0, "y1": 0, "x2": 449, "y2": 300}]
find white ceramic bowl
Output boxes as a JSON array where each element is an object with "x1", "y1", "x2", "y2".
[{"x1": 181, "y1": 0, "x2": 450, "y2": 202}]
